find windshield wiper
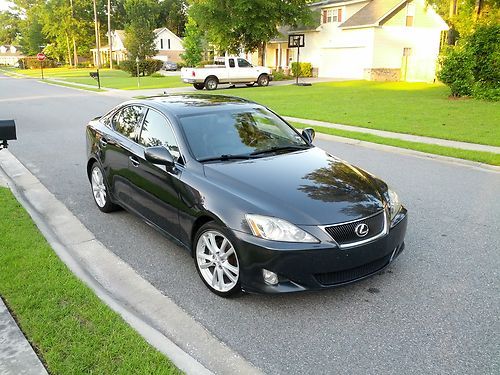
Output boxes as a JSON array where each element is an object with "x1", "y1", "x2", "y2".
[
  {"x1": 250, "y1": 144, "x2": 310, "y2": 156},
  {"x1": 198, "y1": 154, "x2": 255, "y2": 162}
]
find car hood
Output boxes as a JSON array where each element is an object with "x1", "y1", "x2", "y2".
[{"x1": 203, "y1": 147, "x2": 385, "y2": 225}]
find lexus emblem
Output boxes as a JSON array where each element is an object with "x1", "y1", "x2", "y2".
[{"x1": 354, "y1": 223, "x2": 369, "y2": 238}]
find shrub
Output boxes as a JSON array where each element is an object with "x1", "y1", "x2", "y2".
[
  {"x1": 18, "y1": 57, "x2": 59, "y2": 69},
  {"x1": 273, "y1": 70, "x2": 294, "y2": 81},
  {"x1": 438, "y1": 24, "x2": 500, "y2": 101},
  {"x1": 291, "y1": 62, "x2": 312, "y2": 77},
  {"x1": 150, "y1": 72, "x2": 163, "y2": 78},
  {"x1": 437, "y1": 47, "x2": 474, "y2": 97},
  {"x1": 121, "y1": 59, "x2": 163, "y2": 76}
]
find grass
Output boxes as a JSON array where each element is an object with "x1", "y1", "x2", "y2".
[
  {"x1": 11, "y1": 67, "x2": 187, "y2": 90},
  {"x1": 0, "y1": 187, "x2": 181, "y2": 374},
  {"x1": 217, "y1": 81, "x2": 500, "y2": 147},
  {"x1": 292, "y1": 122, "x2": 500, "y2": 166}
]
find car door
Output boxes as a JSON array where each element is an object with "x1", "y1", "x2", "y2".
[
  {"x1": 234, "y1": 58, "x2": 255, "y2": 82},
  {"x1": 126, "y1": 108, "x2": 182, "y2": 236},
  {"x1": 100, "y1": 105, "x2": 145, "y2": 207}
]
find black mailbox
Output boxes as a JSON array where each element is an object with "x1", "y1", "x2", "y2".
[
  {"x1": 89, "y1": 71, "x2": 99, "y2": 80},
  {"x1": 0, "y1": 120, "x2": 17, "y2": 149}
]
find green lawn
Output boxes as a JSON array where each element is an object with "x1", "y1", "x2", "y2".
[
  {"x1": 0, "y1": 187, "x2": 181, "y2": 374},
  {"x1": 12, "y1": 67, "x2": 187, "y2": 90},
  {"x1": 218, "y1": 81, "x2": 500, "y2": 147}
]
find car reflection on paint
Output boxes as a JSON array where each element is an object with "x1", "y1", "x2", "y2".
[{"x1": 86, "y1": 94, "x2": 408, "y2": 297}]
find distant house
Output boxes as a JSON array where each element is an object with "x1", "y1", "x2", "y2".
[
  {"x1": 0, "y1": 45, "x2": 25, "y2": 66},
  {"x1": 260, "y1": 0, "x2": 448, "y2": 82},
  {"x1": 91, "y1": 27, "x2": 184, "y2": 66}
]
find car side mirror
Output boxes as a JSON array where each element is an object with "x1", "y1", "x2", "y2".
[
  {"x1": 302, "y1": 127, "x2": 315, "y2": 144},
  {"x1": 144, "y1": 146, "x2": 174, "y2": 167},
  {"x1": 0, "y1": 120, "x2": 17, "y2": 150}
]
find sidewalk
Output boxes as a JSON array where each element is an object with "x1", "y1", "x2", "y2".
[{"x1": 285, "y1": 116, "x2": 500, "y2": 154}]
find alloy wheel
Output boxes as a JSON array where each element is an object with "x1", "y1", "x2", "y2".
[
  {"x1": 196, "y1": 230, "x2": 239, "y2": 293},
  {"x1": 91, "y1": 166, "x2": 107, "y2": 208}
]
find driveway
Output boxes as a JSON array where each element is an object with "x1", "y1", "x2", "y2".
[{"x1": 1, "y1": 75, "x2": 499, "y2": 375}]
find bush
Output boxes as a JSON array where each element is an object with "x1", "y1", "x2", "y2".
[
  {"x1": 437, "y1": 48, "x2": 474, "y2": 97},
  {"x1": 273, "y1": 70, "x2": 294, "y2": 81},
  {"x1": 150, "y1": 72, "x2": 163, "y2": 78},
  {"x1": 438, "y1": 24, "x2": 500, "y2": 101},
  {"x1": 18, "y1": 57, "x2": 59, "y2": 69},
  {"x1": 291, "y1": 62, "x2": 312, "y2": 77},
  {"x1": 121, "y1": 59, "x2": 163, "y2": 77}
]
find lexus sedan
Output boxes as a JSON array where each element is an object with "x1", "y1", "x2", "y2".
[{"x1": 86, "y1": 95, "x2": 407, "y2": 297}]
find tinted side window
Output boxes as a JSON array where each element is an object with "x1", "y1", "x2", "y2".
[
  {"x1": 228, "y1": 59, "x2": 235, "y2": 68},
  {"x1": 237, "y1": 58, "x2": 251, "y2": 68},
  {"x1": 139, "y1": 110, "x2": 180, "y2": 160},
  {"x1": 112, "y1": 106, "x2": 145, "y2": 140}
]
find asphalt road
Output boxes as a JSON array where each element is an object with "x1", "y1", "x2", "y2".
[{"x1": 1, "y1": 75, "x2": 499, "y2": 375}]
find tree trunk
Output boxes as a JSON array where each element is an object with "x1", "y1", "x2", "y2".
[
  {"x1": 446, "y1": 0, "x2": 458, "y2": 45},
  {"x1": 66, "y1": 34, "x2": 72, "y2": 67},
  {"x1": 474, "y1": 0, "x2": 483, "y2": 20},
  {"x1": 258, "y1": 42, "x2": 266, "y2": 66},
  {"x1": 73, "y1": 36, "x2": 78, "y2": 66}
]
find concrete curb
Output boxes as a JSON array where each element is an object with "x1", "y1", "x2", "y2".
[{"x1": 0, "y1": 150, "x2": 263, "y2": 375}]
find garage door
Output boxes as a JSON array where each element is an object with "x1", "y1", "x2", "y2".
[{"x1": 318, "y1": 47, "x2": 367, "y2": 78}]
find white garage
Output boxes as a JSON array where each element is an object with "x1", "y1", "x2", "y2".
[{"x1": 318, "y1": 47, "x2": 368, "y2": 79}]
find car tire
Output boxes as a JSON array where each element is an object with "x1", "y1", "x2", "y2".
[
  {"x1": 90, "y1": 162, "x2": 119, "y2": 213},
  {"x1": 246, "y1": 83, "x2": 255, "y2": 87},
  {"x1": 193, "y1": 83, "x2": 204, "y2": 90},
  {"x1": 194, "y1": 222, "x2": 242, "y2": 297},
  {"x1": 205, "y1": 77, "x2": 218, "y2": 91},
  {"x1": 257, "y1": 74, "x2": 269, "y2": 87}
]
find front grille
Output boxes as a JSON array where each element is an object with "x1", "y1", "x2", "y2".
[
  {"x1": 315, "y1": 254, "x2": 391, "y2": 286},
  {"x1": 323, "y1": 210, "x2": 385, "y2": 246}
]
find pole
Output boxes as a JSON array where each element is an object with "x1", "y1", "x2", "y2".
[
  {"x1": 40, "y1": 59, "x2": 44, "y2": 80},
  {"x1": 107, "y1": 0, "x2": 113, "y2": 69},
  {"x1": 92, "y1": 0, "x2": 101, "y2": 89},
  {"x1": 136, "y1": 57, "x2": 140, "y2": 88},
  {"x1": 296, "y1": 45, "x2": 300, "y2": 85}
]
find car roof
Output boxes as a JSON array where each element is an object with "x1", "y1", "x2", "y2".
[{"x1": 132, "y1": 94, "x2": 261, "y2": 117}]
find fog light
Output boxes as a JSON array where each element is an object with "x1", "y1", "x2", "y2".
[{"x1": 262, "y1": 269, "x2": 278, "y2": 285}]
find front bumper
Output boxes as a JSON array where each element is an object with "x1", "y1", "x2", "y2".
[{"x1": 232, "y1": 208, "x2": 408, "y2": 294}]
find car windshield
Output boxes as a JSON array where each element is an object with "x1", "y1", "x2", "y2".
[{"x1": 178, "y1": 107, "x2": 309, "y2": 161}]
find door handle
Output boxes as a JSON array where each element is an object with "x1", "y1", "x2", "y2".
[{"x1": 129, "y1": 156, "x2": 140, "y2": 167}]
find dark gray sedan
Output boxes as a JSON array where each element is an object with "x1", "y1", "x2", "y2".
[{"x1": 86, "y1": 95, "x2": 407, "y2": 297}]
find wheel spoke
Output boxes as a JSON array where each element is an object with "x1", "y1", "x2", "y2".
[
  {"x1": 200, "y1": 261, "x2": 214, "y2": 269},
  {"x1": 221, "y1": 246, "x2": 234, "y2": 260},
  {"x1": 222, "y1": 261, "x2": 238, "y2": 276},
  {"x1": 222, "y1": 266, "x2": 238, "y2": 283},
  {"x1": 202, "y1": 236, "x2": 215, "y2": 254},
  {"x1": 217, "y1": 267, "x2": 224, "y2": 289}
]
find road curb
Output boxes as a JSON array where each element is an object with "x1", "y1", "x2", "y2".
[{"x1": 0, "y1": 149, "x2": 263, "y2": 375}]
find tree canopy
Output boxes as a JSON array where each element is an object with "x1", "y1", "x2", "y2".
[{"x1": 188, "y1": 0, "x2": 312, "y2": 55}]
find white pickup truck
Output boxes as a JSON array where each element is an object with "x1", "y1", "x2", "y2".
[{"x1": 181, "y1": 56, "x2": 273, "y2": 90}]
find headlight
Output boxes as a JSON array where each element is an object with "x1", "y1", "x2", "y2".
[
  {"x1": 387, "y1": 188, "x2": 402, "y2": 220},
  {"x1": 245, "y1": 214, "x2": 319, "y2": 243}
]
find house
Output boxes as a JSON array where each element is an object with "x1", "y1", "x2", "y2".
[
  {"x1": 0, "y1": 45, "x2": 25, "y2": 66},
  {"x1": 263, "y1": 0, "x2": 448, "y2": 82},
  {"x1": 91, "y1": 27, "x2": 184, "y2": 66}
]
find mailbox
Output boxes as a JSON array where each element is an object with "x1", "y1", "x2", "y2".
[{"x1": 0, "y1": 120, "x2": 17, "y2": 149}]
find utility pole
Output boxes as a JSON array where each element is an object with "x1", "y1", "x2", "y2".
[
  {"x1": 107, "y1": 0, "x2": 113, "y2": 69},
  {"x1": 92, "y1": 0, "x2": 101, "y2": 89},
  {"x1": 69, "y1": 0, "x2": 78, "y2": 66}
]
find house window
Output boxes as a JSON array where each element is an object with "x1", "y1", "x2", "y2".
[
  {"x1": 160, "y1": 39, "x2": 163, "y2": 49},
  {"x1": 406, "y1": 2, "x2": 415, "y2": 26},
  {"x1": 322, "y1": 8, "x2": 342, "y2": 23},
  {"x1": 168, "y1": 39, "x2": 171, "y2": 49}
]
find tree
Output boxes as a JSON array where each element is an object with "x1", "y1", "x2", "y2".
[
  {"x1": 124, "y1": 0, "x2": 158, "y2": 61},
  {"x1": 188, "y1": 0, "x2": 312, "y2": 63},
  {"x1": 180, "y1": 17, "x2": 203, "y2": 67},
  {"x1": 0, "y1": 11, "x2": 21, "y2": 45},
  {"x1": 18, "y1": 9, "x2": 46, "y2": 55},
  {"x1": 158, "y1": 0, "x2": 187, "y2": 36}
]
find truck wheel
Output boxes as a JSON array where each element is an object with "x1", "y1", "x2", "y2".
[
  {"x1": 257, "y1": 74, "x2": 269, "y2": 87},
  {"x1": 193, "y1": 83, "x2": 205, "y2": 90},
  {"x1": 205, "y1": 77, "x2": 218, "y2": 90}
]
